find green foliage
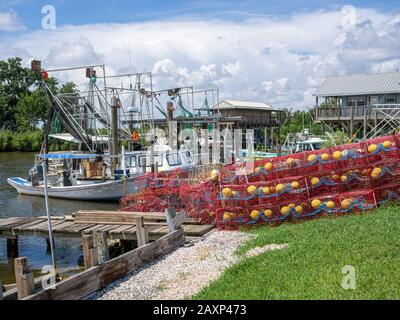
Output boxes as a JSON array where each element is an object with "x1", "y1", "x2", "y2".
[
  {"x1": 0, "y1": 57, "x2": 80, "y2": 152},
  {"x1": 280, "y1": 111, "x2": 321, "y2": 141},
  {"x1": 0, "y1": 130, "x2": 43, "y2": 152},
  {"x1": 16, "y1": 90, "x2": 49, "y2": 131},
  {"x1": 194, "y1": 202, "x2": 400, "y2": 300},
  {"x1": 0, "y1": 57, "x2": 39, "y2": 130},
  {"x1": 323, "y1": 130, "x2": 351, "y2": 147}
]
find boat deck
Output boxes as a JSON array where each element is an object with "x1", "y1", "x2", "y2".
[{"x1": 0, "y1": 211, "x2": 214, "y2": 241}]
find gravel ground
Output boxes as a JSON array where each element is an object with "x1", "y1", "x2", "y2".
[
  {"x1": 244, "y1": 244, "x2": 288, "y2": 258},
  {"x1": 91, "y1": 230, "x2": 251, "y2": 300}
]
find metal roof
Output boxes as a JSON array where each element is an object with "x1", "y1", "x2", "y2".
[
  {"x1": 314, "y1": 72, "x2": 400, "y2": 97},
  {"x1": 212, "y1": 99, "x2": 273, "y2": 110}
]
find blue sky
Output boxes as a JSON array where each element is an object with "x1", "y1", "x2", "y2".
[
  {"x1": 1, "y1": 0, "x2": 400, "y2": 32},
  {"x1": 1, "y1": 1, "x2": 399, "y2": 108}
]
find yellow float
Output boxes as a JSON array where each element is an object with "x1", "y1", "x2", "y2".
[
  {"x1": 333, "y1": 151, "x2": 343, "y2": 160},
  {"x1": 311, "y1": 177, "x2": 320, "y2": 186},
  {"x1": 368, "y1": 144, "x2": 377, "y2": 154},
  {"x1": 275, "y1": 183, "x2": 285, "y2": 193},
  {"x1": 222, "y1": 188, "x2": 233, "y2": 198},
  {"x1": 223, "y1": 212, "x2": 232, "y2": 221},
  {"x1": 250, "y1": 210, "x2": 260, "y2": 220},
  {"x1": 291, "y1": 181, "x2": 300, "y2": 189},
  {"x1": 311, "y1": 199, "x2": 321, "y2": 209},
  {"x1": 341, "y1": 199, "x2": 352, "y2": 209},
  {"x1": 371, "y1": 167, "x2": 382, "y2": 179},
  {"x1": 264, "y1": 209, "x2": 273, "y2": 217},
  {"x1": 280, "y1": 206, "x2": 290, "y2": 215},
  {"x1": 262, "y1": 187, "x2": 270, "y2": 194},
  {"x1": 264, "y1": 162, "x2": 273, "y2": 172},
  {"x1": 340, "y1": 175, "x2": 348, "y2": 183},
  {"x1": 247, "y1": 185, "x2": 258, "y2": 195},
  {"x1": 383, "y1": 140, "x2": 392, "y2": 148},
  {"x1": 307, "y1": 154, "x2": 317, "y2": 162},
  {"x1": 326, "y1": 201, "x2": 335, "y2": 209},
  {"x1": 321, "y1": 153, "x2": 330, "y2": 161},
  {"x1": 295, "y1": 205, "x2": 303, "y2": 213}
]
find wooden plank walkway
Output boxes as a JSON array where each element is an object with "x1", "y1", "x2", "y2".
[{"x1": 0, "y1": 211, "x2": 214, "y2": 241}]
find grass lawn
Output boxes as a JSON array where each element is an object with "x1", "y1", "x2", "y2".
[{"x1": 194, "y1": 202, "x2": 400, "y2": 300}]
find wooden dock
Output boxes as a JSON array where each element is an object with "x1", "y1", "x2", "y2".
[
  {"x1": 0, "y1": 210, "x2": 214, "y2": 242},
  {"x1": 0, "y1": 209, "x2": 214, "y2": 300}
]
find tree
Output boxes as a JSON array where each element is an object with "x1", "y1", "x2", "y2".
[
  {"x1": 0, "y1": 57, "x2": 38, "y2": 130},
  {"x1": 280, "y1": 110, "x2": 321, "y2": 140}
]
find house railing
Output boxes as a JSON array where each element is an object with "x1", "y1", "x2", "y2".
[{"x1": 315, "y1": 104, "x2": 400, "y2": 120}]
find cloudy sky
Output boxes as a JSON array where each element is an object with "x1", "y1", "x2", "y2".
[{"x1": 1, "y1": 0, "x2": 400, "y2": 109}]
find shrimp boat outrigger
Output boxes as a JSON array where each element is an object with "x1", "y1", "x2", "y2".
[{"x1": 7, "y1": 61, "x2": 197, "y2": 201}]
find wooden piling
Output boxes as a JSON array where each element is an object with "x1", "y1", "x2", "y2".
[
  {"x1": 92, "y1": 231, "x2": 109, "y2": 264},
  {"x1": 166, "y1": 208, "x2": 177, "y2": 232},
  {"x1": 349, "y1": 105, "x2": 354, "y2": 139},
  {"x1": 82, "y1": 235, "x2": 98, "y2": 270},
  {"x1": 14, "y1": 257, "x2": 35, "y2": 299},
  {"x1": 166, "y1": 208, "x2": 185, "y2": 232},
  {"x1": 0, "y1": 279, "x2": 3, "y2": 300},
  {"x1": 135, "y1": 217, "x2": 149, "y2": 247},
  {"x1": 7, "y1": 237, "x2": 18, "y2": 259}
]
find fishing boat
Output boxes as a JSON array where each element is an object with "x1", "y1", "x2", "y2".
[
  {"x1": 283, "y1": 129, "x2": 326, "y2": 154},
  {"x1": 7, "y1": 146, "x2": 195, "y2": 201}
]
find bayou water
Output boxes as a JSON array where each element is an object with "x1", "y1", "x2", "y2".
[{"x1": 0, "y1": 152, "x2": 118, "y2": 285}]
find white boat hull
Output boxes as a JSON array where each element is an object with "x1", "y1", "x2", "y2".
[{"x1": 7, "y1": 177, "x2": 140, "y2": 201}]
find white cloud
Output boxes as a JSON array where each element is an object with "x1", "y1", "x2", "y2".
[
  {"x1": 0, "y1": 10, "x2": 25, "y2": 31},
  {"x1": 1, "y1": 6, "x2": 400, "y2": 109}
]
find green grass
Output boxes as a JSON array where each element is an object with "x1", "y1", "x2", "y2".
[{"x1": 194, "y1": 203, "x2": 400, "y2": 300}]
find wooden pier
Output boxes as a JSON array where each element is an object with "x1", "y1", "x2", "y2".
[
  {"x1": 0, "y1": 209, "x2": 214, "y2": 300},
  {"x1": 0, "y1": 210, "x2": 213, "y2": 243}
]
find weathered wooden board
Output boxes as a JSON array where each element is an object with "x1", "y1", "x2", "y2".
[
  {"x1": 0, "y1": 217, "x2": 27, "y2": 228},
  {"x1": 74, "y1": 210, "x2": 166, "y2": 224},
  {"x1": 25, "y1": 228, "x2": 185, "y2": 300},
  {"x1": 0, "y1": 218, "x2": 37, "y2": 230}
]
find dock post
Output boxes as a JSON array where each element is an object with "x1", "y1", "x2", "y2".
[
  {"x1": 166, "y1": 208, "x2": 186, "y2": 233},
  {"x1": 82, "y1": 235, "x2": 98, "y2": 270},
  {"x1": 45, "y1": 238, "x2": 55, "y2": 253},
  {"x1": 0, "y1": 279, "x2": 3, "y2": 300},
  {"x1": 7, "y1": 237, "x2": 18, "y2": 259},
  {"x1": 135, "y1": 217, "x2": 149, "y2": 247},
  {"x1": 92, "y1": 231, "x2": 109, "y2": 264},
  {"x1": 166, "y1": 208, "x2": 177, "y2": 232},
  {"x1": 14, "y1": 257, "x2": 35, "y2": 299}
]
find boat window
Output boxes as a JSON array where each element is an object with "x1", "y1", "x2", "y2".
[
  {"x1": 300, "y1": 143, "x2": 312, "y2": 151},
  {"x1": 166, "y1": 153, "x2": 182, "y2": 166},
  {"x1": 138, "y1": 155, "x2": 163, "y2": 167},
  {"x1": 181, "y1": 151, "x2": 193, "y2": 163},
  {"x1": 126, "y1": 156, "x2": 137, "y2": 167},
  {"x1": 312, "y1": 143, "x2": 322, "y2": 150}
]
